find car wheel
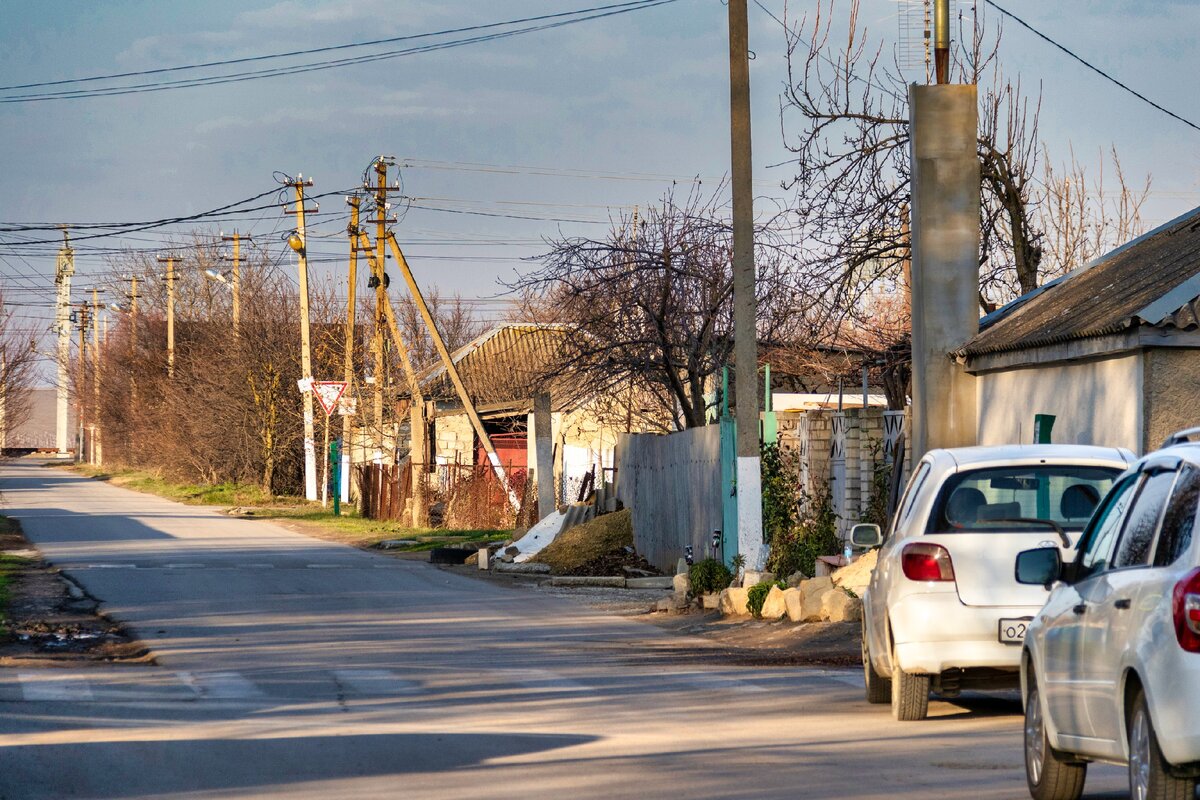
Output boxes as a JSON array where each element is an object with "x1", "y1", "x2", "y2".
[
  {"x1": 862, "y1": 620, "x2": 890, "y2": 704},
  {"x1": 1024, "y1": 668, "x2": 1086, "y2": 800},
  {"x1": 1128, "y1": 689, "x2": 1195, "y2": 800},
  {"x1": 889, "y1": 644, "x2": 929, "y2": 721}
]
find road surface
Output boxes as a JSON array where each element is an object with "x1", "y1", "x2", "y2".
[{"x1": 0, "y1": 462, "x2": 1132, "y2": 799}]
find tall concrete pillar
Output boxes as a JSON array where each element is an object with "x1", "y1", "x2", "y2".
[
  {"x1": 909, "y1": 84, "x2": 979, "y2": 457},
  {"x1": 533, "y1": 392, "x2": 555, "y2": 520}
]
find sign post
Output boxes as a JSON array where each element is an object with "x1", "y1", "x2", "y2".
[{"x1": 312, "y1": 382, "x2": 348, "y2": 509}]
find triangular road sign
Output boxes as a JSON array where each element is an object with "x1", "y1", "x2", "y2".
[{"x1": 312, "y1": 381, "x2": 348, "y2": 417}]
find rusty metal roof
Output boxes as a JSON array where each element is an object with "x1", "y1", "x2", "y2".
[
  {"x1": 955, "y1": 206, "x2": 1200, "y2": 359},
  {"x1": 419, "y1": 323, "x2": 569, "y2": 404}
]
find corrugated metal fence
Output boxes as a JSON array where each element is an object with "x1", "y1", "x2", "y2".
[{"x1": 616, "y1": 426, "x2": 723, "y2": 573}]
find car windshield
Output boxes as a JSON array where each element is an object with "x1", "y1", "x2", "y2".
[{"x1": 926, "y1": 465, "x2": 1121, "y2": 533}]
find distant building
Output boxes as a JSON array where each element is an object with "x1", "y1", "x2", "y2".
[
  {"x1": 953, "y1": 207, "x2": 1200, "y2": 454},
  {"x1": 6, "y1": 387, "x2": 76, "y2": 452}
]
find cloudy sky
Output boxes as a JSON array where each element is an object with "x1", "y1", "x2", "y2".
[{"x1": 1, "y1": 0, "x2": 1198, "y2": 376}]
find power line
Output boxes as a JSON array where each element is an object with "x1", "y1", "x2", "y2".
[
  {"x1": 1, "y1": 0, "x2": 683, "y2": 103},
  {"x1": 983, "y1": 0, "x2": 1200, "y2": 134}
]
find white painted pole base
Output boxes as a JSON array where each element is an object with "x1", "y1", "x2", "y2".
[{"x1": 736, "y1": 456, "x2": 766, "y2": 571}]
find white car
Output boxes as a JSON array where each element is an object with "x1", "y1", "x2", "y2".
[
  {"x1": 854, "y1": 445, "x2": 1133, "y2": 721},
  {"x1": 1016, "y1": 431, "x2": 1200, "y2": 800}
]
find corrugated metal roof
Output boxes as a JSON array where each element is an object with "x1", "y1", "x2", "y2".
[
  {"x1": 419, "y1": 323, "x2": 569, "y2": 404},
  {"x1": 956, "y1": 206, "x2": 1200, "y2": 358}
]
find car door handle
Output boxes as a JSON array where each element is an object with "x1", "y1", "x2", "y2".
[
  {"x1": 1072, "y1": 603, "x2": 1087, "y2": 615},
  {"x1": 1114, "y1": 598, "x2": 1132, "y2": 610}
]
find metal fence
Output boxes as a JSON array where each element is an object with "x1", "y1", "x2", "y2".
[{"x1": 616, "y1": 426, "x2": 723, "y2": 573}]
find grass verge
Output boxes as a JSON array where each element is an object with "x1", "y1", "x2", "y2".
[
  {"x1": 0, "y1": 517, "x2": 32, "y2": 637},
  {"x1": 56, "y1": 463, "x2": 510, "y2": 552}
]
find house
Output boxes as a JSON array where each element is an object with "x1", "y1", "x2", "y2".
[
  {"x1": 952, "y1": 206, "x2": 1200, "y2": 454},
  {"x1": 417, "y1": 323, "x2": 658, "y2": 505}
]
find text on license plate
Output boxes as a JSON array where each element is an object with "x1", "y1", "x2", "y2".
[{"x1": 999, "y1": 617, "x2": 1033, "y2": 644}]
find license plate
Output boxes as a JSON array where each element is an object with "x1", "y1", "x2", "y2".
[{"x1": 999, "y1": 617, "x2": 1033, "y2": 644}]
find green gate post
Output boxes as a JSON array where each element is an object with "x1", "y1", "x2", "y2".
[
  {"x1": 1033, "y1": 415, "x2": 1055, "y2": 519},
  {"x1": 330, "y1": 438, "x2": 341, "y2": 516}
]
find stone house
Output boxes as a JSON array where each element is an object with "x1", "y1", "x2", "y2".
[{"x1": 952, "y1": 206, "x2": 1200, "y2": 454}]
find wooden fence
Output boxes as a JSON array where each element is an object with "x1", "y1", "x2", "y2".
[
  {"x1": 358, "y1": 463, "x2": 413, "y2": 521},
  {"x1": 358, "y1": 461, "x2": 535, "y2": 528},
  {"x1": 616, "y1": 426, "x2": 723, "y2": 573}
]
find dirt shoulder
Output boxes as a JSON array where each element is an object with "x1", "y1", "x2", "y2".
[
  {"x1": 0, "y1": 517, "x2": 149, "y2": 667},
  {"x1": 441, "y1": 562, "x2": 861, "y2": 667}
]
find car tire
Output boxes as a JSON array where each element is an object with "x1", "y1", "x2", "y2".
[
  {"x1": 862, "y1": 622, "x2": 891, "y2": 704},
  {"x1": 1128, "y1": 688, "x2": 1195, "y2": 800},
  {"x1": 889, "y1": 644, "x2": 929, "y2": 721},
  {"x1": 1024, "y1": 669, "x2": 1086, "y2": 800}
]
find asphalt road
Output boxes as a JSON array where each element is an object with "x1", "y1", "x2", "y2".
[{"x1": 0, "y1": 462, "x2": 1132, "y2": 799}]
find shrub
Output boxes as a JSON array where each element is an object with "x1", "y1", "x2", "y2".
[
  {"x1": 766, "y1": 486, "x2": 841, "y2": 579},
  {"x1": 689, "y1": 558, "x2": 733, "y2": 596},
  {"x1": 761, "y1": 442, "x2": 802, "y2": 545}
]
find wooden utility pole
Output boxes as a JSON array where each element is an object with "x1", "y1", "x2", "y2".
[
  {"x1": 342, "y1": 197, "x2": 361, "y2": 504},
  {"x1": 369, "y1": 159, "x2": 393, "y2": 455},
  {"x1": 91, "y1": 288, "x2": 103, "y2": 466},
  {"x1": 221, "y1": 232, "x2": 246, "y2": 336},
  {"x1": 386, "y1": 233, "x2": 519, "y2": 511},
  {"x1": 76, "y1": 302, "x2": 89, "y2": 462},
  {"x1": 286, "y1": 175, "x2": 319, "y2": 501},
  {"x1": 728, "y1": 0, "x2": 765, "y2": 568},
  {"x1": 157, "y1": 255, "x2": 177, "y2": 378},
  {"x1": 354, "y1": 231, "x2": 429, "y2": 525}
]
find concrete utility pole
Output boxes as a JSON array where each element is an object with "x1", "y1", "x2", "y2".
[
  {"x1": 91, "y1": 288, "x2": 103, "y2": 466},
  {"x1": 286, "y1": 175, "x2": 319, "y2": 502},
  {"x1": 221, "y1": 232, "x2": 246, "y2": 336},
  {"x1": 342, "y1": 197, "x2": 361, "y2": 504},
  {"x1": 54, "y1": 232, "x2": 74, "y2": 458},
  {"x1": 909, "y1": 81, "x2": 979, "y2": 456},
  {"x1": 156, "y1": 255, "x2": 177, "y2": 378},
  {"x1": 728, "y1": 0, "x2": 765, "y2": 569}
]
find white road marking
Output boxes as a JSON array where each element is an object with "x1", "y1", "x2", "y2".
[
  {"x1": 164, "y1": 563, "x2": 205, "y2": 569},
  {"x1": 333, "y1": 669, "x2": 421, "y2": 695},
  {"x1": 178, "y1": 671, "x2": 263, "y2": 700},
  {"x1": 19, "y1": 673, "x2": 95, "y2": 702},
  {"x1": 672, "y1": 672, "x2": 767, "y2": 694},
  {"x1": 82, "y1": 563, "x2": 137, "y2": 569},
  {"x1": 239, "y1": 563, "x2": 276, "y2": 569}
]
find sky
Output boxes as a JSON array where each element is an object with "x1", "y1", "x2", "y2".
[{"x1": 1, "y1": 0, "x2": 1199, "y2": 381}]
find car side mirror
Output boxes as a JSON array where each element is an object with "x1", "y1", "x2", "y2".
[
  {"x1": 1015, "y1": 547, "x2": 1063, "y2": 588},
  {"x1": 850, "y1": 523, "x2": 883, "y2": 549}
]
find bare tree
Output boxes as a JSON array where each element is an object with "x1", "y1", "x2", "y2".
[
  {"x1": 509, "y1": 185, "x2": 800, "y2": 430},
  {"x1": 0, "y1": 292, "x2": 40, "y2": 448}
]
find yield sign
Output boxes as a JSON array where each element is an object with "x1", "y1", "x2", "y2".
[{"x1": 312, "y1": 381, "x2": 348, "y2": 417}]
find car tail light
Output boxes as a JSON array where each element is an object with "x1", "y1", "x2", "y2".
[
  {"x1": 1173, "y1": 567, "x2": 1200, "y2": 653},
  {"x1": 901, "y1": 542, "x2": 956, "y2": 582}
]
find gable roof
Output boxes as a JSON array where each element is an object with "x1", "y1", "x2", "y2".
[
  {"x1": 419, "y1": 323, "x2": 569, "y2": 405},
  {"x1": 955, "y1": 206, "x2": 1200, "y2": 359}
]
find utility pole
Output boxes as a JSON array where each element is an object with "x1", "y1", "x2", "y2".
[
  {"x1": 728, "y1": 0, "x2": 765, "y2": 569},
  {"x1": 91, "y1": 287, "x2": 103, "y2": 466},
  {"x1": 76, "y1": 302, "x2": 89, "y2": 463},
  {"x1": 54, "y1": 232, "x2": 74, "y2": 458},
  {"x1": 342, "y1": 197, "x2": 360, "y2": 503},
  {"x1": 286, "y1": 175, "x2": 319, "y2": 502},
  {"x1": 157, "y1": 255, "x2": 177, "y2": 378},
  {"x1": 368, "y1": 158, "x2": 396, "y2": 459},
  {"x1": 934, "y1": 0, "x2": 950, "y2": 84},
  {"x1": 386, "y1": 233, "x2": 520, "y2": 511},
  {"x1": 221, "y1": 231, "x2": 246, "y2": 336}
]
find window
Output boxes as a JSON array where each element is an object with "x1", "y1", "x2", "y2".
[
  {"x1": 1078, "y1": 475, "x2": 1139, "y2": 580},
  {"x1": 1113, "y1": 470, "x2": 1176, "y2": 569},
  {"x1": 925, "y1": 465, "x2": 1120, "y2": 534},
  {"x1": 890, "y1": 461, "x2": 932, "y2": 538},
  {"x1": 1155, "y1": 464, "x2": 1200, "y2": 567}
]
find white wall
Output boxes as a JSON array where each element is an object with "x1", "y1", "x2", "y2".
[{"x1": 976, "y1": 353, "x2": 1142, "y2": 453}]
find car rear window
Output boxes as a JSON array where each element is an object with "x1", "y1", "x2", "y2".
[{"x1": 926, "y1": 465, "x2": 1121, "y2": 534}]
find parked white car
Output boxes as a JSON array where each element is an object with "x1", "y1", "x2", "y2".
[
  {"x1": 854, "y1": 445, "x2": 1134, "y2": 721},
  {"x1": 1016, "y1": 431, "x2": 1200, "y2": 800}
]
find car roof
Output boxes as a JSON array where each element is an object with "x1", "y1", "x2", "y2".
[
  {"x1": 927, "y1": 444, "x2": 1134, "y2": 469},
  {"x1": 1136, "y1": 442, "x2": 1200, "y2": 469}
]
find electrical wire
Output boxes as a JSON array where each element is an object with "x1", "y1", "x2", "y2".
[
  {"x1": 982, "y1": 0, "x2": 1200, "y2": 134},
  {"x1": 1, "y1": 0, "x2": 683, "y2": 103}
]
